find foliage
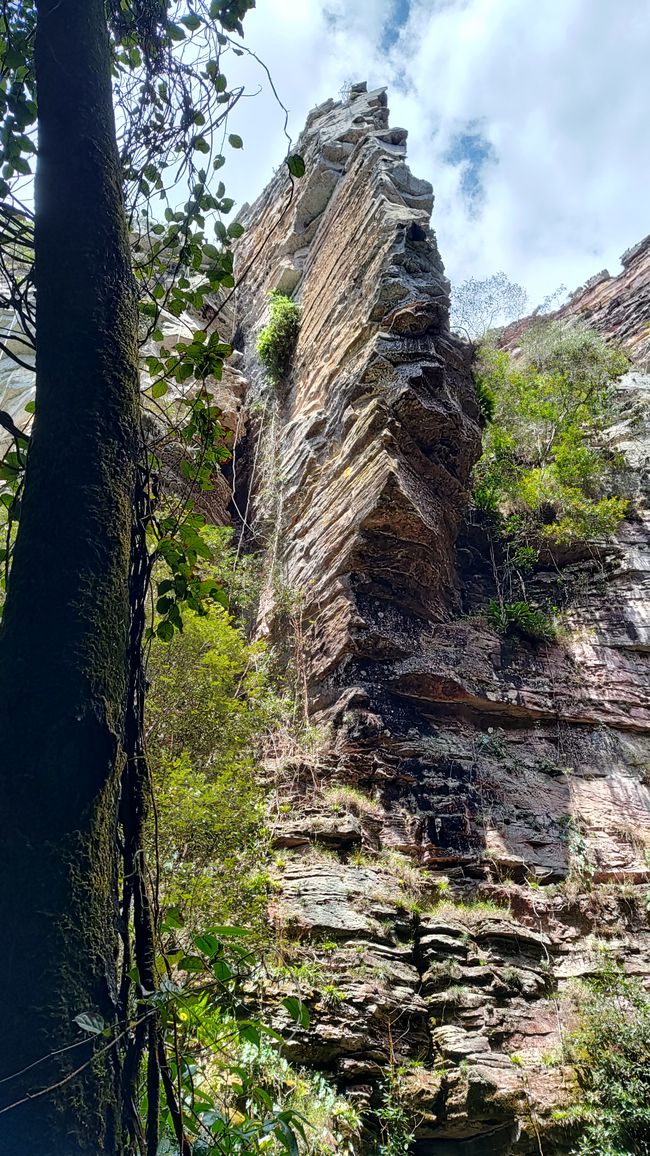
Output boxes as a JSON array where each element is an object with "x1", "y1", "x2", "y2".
[
  {"x1": 475, "y1": 378, "x2": 496, "y2": 422},
  {"x1": 422, "y1": 898, "x2": 512, "y2": 925},
  {"x1": 142, "y1": 916, "x2": 311, "y2": 1156},
  {"x1": 0, "y1": 1, "x2": 307, "y2": 622},
  {"x1": 451, "y1": 272, "x2": 528, "y2": 339},
  {"x1": 371, "y1": 1074, "x2": 415, "y2": 1156},
  {"x1": 563, "y1": 962, "x2": 650, "y2": 1154},
  {"x1": 486, "y1": 598, "x2": 555, "y2": 643},
  {"x1": 234, "y1": 1042, "x2": 361, "y2": 1154},
  {"x1": 256, "y1": 291, "x2": 301, "y2": 386},
  {"x1": 473, "y1": 321, "x2": 629, "y2": 548},
  {"x1": 203, "y1": 526, "x2": 265, "y2": 622},
  {"x1": 146, "y1": 605, "x2": 287, "y2": 933},
  {"x1": 324, "y1": 785, "x2": 383, "y2": 819}
]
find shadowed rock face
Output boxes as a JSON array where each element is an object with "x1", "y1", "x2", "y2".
[{"x1": 231, "y1": 86, "x2": 650, "y2": 1152}]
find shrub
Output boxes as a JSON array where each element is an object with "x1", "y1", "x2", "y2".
[
  {"x1": 472, "y1": 321, "x2": 629, "y2": 549},
  {"x1": 475, "y1": 378, "x2": 496, "y2": 422},
  {"x1": 372, "y1": 1072, "x2": 415, "y2": 1156},
  {"x1": 487, "y1": 598, "x2": 556, "y2": 643},
  {"x1": 564, "y1": 962, "x2": 650, "y2": 1154},
  {"x1": 146, "y1": 607, "x2": 286, "y2": 932},
  {"x1": 256, "y1": 289, "x2": 301, "y2": 386},
  {"x1": 152, "y1": 923, "x2": 313, "y2": 1156},
  {"x1": 240, "y1": 1042, "x2": 362, "y2": 1155}
]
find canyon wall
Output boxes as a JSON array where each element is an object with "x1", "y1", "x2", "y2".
[{"x1": 230, "y1": 85, "x2": 650, "y2": 1153}]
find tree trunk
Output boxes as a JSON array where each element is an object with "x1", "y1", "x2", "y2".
[{"x1": 0, "y1": 1, "x2": 139, "y2": 1152}]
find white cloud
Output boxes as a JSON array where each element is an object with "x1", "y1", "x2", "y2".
[{"x1": 223, "y1": 0, "x2": 650, "y2": 307}]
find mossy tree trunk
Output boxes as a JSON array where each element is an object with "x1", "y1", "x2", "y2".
[{"x1": 0, "y1": 1, "x2": 139, "y2": 1152}]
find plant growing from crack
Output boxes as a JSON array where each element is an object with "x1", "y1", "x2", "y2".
[{"x1": 257, "y1": 290, "x2": 301, "y2": 387}]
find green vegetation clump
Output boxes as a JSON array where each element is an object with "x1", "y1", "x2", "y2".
[
  {"x1": 256, "y1": 289, "x2": 301, "y2": 386},
  {"x1": 325, "y1": 784, "x2": 383, "y2": 819},
  {"x1": 473, "y1": 320, "x2": 629, "y2": 547},
  {"x1": 146, "y1": 606, "x2": 286, "y2": 933},
  {"x1": 372, "y1": 1073, "x2": 416, "y2": 1156},
  {"x1": 239, "y1": 1043, "x2": 362, "y2": 1155},
  {"x1": 561, "y1": 962, "x2": 650, "y2": 1154},
  {"x1": 422, "y1": 897, "x2": 512, "y2": 926},
  {"x1": 475, "y1": 378, "x2": 497, "y2": 422},
  {"x1": 486, "y1": 598, "x2": 556, "y2": 642}
]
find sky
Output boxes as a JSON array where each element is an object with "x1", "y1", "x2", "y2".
[{"x1": 220, "y1": 0, "x2": 650, "y2": 311}]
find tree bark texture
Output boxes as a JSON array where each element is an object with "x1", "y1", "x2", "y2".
[{"x1": 0, "y1": 1, "x2": 139, "y2": 1151}]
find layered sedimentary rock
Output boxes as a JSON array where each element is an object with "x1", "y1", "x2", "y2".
[
  {"x1": 556, "y1": 235, "x2": 650, "y2": 367},
  {"x1": 230, "y1": 85, "x2": 650, "y2": 1153},
  {"x1": 503, "y1": 233, "x2": 650, "y2": 369}
]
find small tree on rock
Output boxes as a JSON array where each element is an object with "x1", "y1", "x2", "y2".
[{"x1": 451, "y1": 272, "x2": 528, "y2": 339}]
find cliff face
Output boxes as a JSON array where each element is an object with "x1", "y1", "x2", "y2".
[
  {"x1": 230, "y1": 86, "x2": 650, "y2": 1153},
  {"x1": 556, "y1": 235, "x2": 650, "y2": 368}
]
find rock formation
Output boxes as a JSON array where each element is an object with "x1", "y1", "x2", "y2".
[
  {"x1": 556, "y1": 235, "x2": 650, "y2": 368},
  {"x1": 226, "y1": 84, "x2": 650, "y2": 1153}
]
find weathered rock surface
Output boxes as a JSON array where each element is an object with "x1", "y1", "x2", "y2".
[
  {"x1": 503, "y1": 234, "x2": 650, "y2": 369},
  {"x1": 557, "y1": 235, "x2": 650, "y2": 367},
  {"x1": 230, "y1": 84, "x2": 650, "y2": 1152}
]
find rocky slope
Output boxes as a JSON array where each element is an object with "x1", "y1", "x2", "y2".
[{"x1": 227, "y1": 85, "x2": 650, "y2": 1153}]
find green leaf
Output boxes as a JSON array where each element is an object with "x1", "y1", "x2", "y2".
[
  {"x1": 239, "y1": 1024, "x2": 260, "y2": 1047},
  {"x1": 282, "y1": 997, "x2": 310, "y2": 1029},
  {"x1": 255, "y1": 1023, "x2": 284, "y2": 1043},
  {"x1": 275, "y1": 1119, "x2": 299, "y2": 1156},
  {"x1": 227, "y1": 221, "x2": 245, "y2": 239},
  {"x1": 163, "y1": 905, "x2": 184, "y2": 929},
  {"x1": 228, "y1": 133, "x2": 243, "y2": 149},
  {"x1": 193, "y1": 932, "x2": 220, "y2": 957},
  {"x1": 74, "y1": 1011, "x2": 105, "y2": 1036},
  {"x1": 151, "y1": 380, "x2": 169, "y2": 399},
  {"x1": 211, "y1": 958, "x2": 233, "y2": 983},
  {"x1": 181, "y1": 12, "x2": 202, "y2": 30},
  {"x1": 156, "y1": 620, "x2": 175, "y2": 643},
  {"x1": 287, "y1": 154, "x2": 305, "y2": 179},
  {"x1": 178, "y1": 955, "x2": 207, "y2": 973},
  {"x1": 24, "y1": 399, "x2": 35, "y2": 414}
]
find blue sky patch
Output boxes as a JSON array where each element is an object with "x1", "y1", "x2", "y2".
[
  {"x1": 444, "y1": 124, "x2": 496, "y2": 205},
  {"x1": 381, "y1": 0, "x2": 411, "y2": 51}
]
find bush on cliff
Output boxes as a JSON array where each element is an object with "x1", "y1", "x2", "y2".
[
  {"x1": 562, "y1": 962, "x2": 650, "y2": 1155},
  {"x1": 146, "y1": 604, "x2": 285, "y2": 933},
  {"x1": 472, "y1": 320, "x2": 629, "y2": 548},
  {"x1": 257, "y1": 289, "x2": 301, "y2": 385}
]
